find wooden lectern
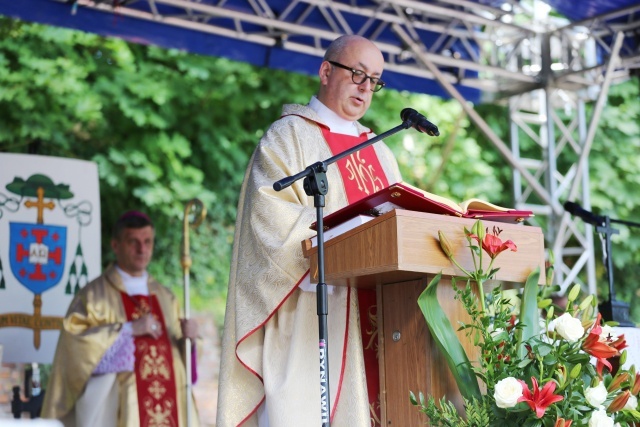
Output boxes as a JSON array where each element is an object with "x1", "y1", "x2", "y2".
[{"x1": 302, "y1": 209, "x2": 546, "y2": 426}]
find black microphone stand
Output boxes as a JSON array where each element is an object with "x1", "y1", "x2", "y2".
[
  {"x1": 595, "y1": 214, "x2": 640, "y2": 327},
  {"x1": 273, "y1": 118, "x2": 415, "y2": 426}
]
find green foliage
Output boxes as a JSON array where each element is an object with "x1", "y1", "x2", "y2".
[
  {"x1": 410, "y1": 392, "x2": 493, "y2": 427},
  {"x1": 589, "y1": 79, "x2": 640, "y2": 321},
  {"x1": 1, "y1": 16, "x2": 638, "y2": 327},
  {"x1": 0, "y1": 17, "x2": 316, "y2": 325}
]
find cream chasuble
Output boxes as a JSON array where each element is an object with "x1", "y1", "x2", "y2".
[
  {"x1": 216, "y1": 103, "x2": 402, "y2": 427},
  {"x1": 42, "y1": 265, "x2": 199, "y2": 427}
]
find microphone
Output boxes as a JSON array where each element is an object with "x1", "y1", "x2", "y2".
[
  {"x1": 564, "y1": 201, "x2": 605, "y2": 226},
  {"x1": 400, "y1": 108, "x2": 440, "y2": 136}
]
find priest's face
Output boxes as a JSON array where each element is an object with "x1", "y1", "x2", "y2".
[
  {"x1": 111, "y1": 225, "x2": 155, "y2": 276},
  {"x1": 318, "y1": 38, "x2": 384, "y2": 121}
]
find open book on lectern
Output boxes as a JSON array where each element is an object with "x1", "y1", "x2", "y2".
[{"x1": 310, "y1": 181, "x2": 533, "y2": 231}]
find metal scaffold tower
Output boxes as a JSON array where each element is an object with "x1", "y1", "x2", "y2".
[
  {"x1": 387, "y1": 0, "x2": 638, "y2": 294},
  {"x1": 504, "y1": 3, "x2": 633, "y2": 295}
]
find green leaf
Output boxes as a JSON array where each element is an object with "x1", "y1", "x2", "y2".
[
  {"x1": 517, "y1": 358, "x2": 533, "y2": 369},
  {"x1": 517, "y1": 267, "x2": 541, "y2": 359},
  {"x1": 417, "y1": 273, "x2": 481, "y2": 400},
  {"x1": 535, "y1": 342, "x2": 554, "y2": 357}
]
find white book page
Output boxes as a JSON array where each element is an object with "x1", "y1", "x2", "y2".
[{"x1": 310, "y1": 214, "x2": 377, "y2": 247}]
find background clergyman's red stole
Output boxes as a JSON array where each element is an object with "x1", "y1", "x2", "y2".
[
  {"x1": 121, "y1": 293, "x2": 180, "y2": 427},
  {"x1": 322, "y1": 127, "x2": 388, "y2": 426}
]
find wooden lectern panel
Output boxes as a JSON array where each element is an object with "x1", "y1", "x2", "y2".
[
  {"x1": 303, "y1": 209, "x2": 546, "y2": 287},
  {"x1": 380, "y1": 277, "x2": 482, "y2": 425},
  {"x1": 379, "y1": 278, "x2": 429, "y2": 426}
]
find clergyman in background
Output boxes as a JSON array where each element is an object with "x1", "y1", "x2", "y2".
[{"x1": 42, "y1": 210, "x2": 200, "y2": 427}]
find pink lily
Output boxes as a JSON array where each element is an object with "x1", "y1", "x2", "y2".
[
  {"x1": 582, "y1": 314, "x2": 627, "y2": 376},
  {"x1": 468, "y1": 226, "x2": 517, "y2": 259},
  {"x1": 518, "y1": 377, "x2": 564, "y2": 418}
]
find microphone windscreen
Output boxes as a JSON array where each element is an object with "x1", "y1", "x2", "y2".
[
  {"x1": 563, "y1": 201, "x2": 576, "y2": 213},
  {"x1": 400, "y1": 108, "x2": 416, "y2": 122}
]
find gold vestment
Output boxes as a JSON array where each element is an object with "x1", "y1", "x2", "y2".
[
  {"x1": 42, "y1": 265, "x2": 199, "y2": 427},
  {"x1": 216, "y1": 104, "x2": 402, "y2": 426}
]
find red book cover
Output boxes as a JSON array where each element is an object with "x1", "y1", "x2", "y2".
[{"x1": 311, "y1": 182, "x2": 533, "y2": 230}]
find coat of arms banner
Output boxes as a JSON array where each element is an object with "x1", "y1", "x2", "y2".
[{"x1": 0, "y1": 153, "x2": 101, "y2": 363}]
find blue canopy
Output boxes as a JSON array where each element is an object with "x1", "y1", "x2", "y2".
[{"x1": 1, "y1": 0, "x2": 638, "y2": 102}]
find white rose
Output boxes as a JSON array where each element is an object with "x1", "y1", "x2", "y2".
[
  {"x1": 589, "y1": 408, "x2": 614, "y2": 427},
  {"x1": 493, "y1": 377, "x2": 523, "y2": 408},
  {"x1": 585, "y1": 381, "x2": 608, "y2": 407},
  {"x1": 554, "y1": 313, "x2": 585, "y2": 342},
  {"x1": 624, "y1": 394, "x2": 638, "y2": 410}
]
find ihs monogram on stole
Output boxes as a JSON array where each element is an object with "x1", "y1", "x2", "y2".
[{"x1": 344, "y1": 151, "x2": 385, "y2": 196}]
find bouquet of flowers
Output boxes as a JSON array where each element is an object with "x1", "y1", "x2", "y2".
[{"x1": 410, "y1": 220, "x2": 640, "y2": 427}]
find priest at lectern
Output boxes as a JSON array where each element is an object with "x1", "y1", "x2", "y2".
[{"x1": 216, "y1": 34, "x2": 403, "y2": 427}]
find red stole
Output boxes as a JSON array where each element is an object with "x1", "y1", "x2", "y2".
[
  {"x1": 120, "y1": 293, "x2": 179, "y2": 427},
  {"x1": 321, "y1": 128, "x2": 388, "y2": 201},
  {"x1": 321, "y1": 127, "x2": 387, "y2": 426}
]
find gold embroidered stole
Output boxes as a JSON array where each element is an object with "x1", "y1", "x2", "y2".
[
  {"x1": 120, "y1": 293, "x2": 179, "y2": 427},
  {"x1": 321, "y1": 127, "x2": 386, "y2": 426}
]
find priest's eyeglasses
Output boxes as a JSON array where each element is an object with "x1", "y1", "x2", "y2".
[{"x1": 328, "y1": 61, "x2": 386, "y2": 92}]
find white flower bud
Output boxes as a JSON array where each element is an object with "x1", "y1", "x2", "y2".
[
  {"x1": 493, "y1": 377, "x2": 523, "y2": 408},
  {"x1": 554, "y1": 312, "x2": 584, "y2": 342},
  {"x1": 585, "y1": 381, "x2": 608, "y2": 407}
]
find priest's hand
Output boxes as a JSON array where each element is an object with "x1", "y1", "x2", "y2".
[
  {"x1": 180, "y1": 318, "x2": 199, "y2": 341},
  {"x1": 132, "y1": 314, "x2": 162, "y2": 339}
]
